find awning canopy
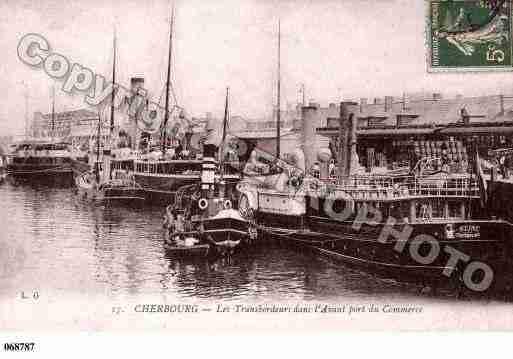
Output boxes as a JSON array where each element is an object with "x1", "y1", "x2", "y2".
[
  {"x1": 317, "y1": 126, "x2": 438, "y2": 138},
  {"x1": 437, "y1": 125, "x2": 513, "y2": 135},
  {"x1": 317, "y1": 121, "x2": 513, "y2": 138}
]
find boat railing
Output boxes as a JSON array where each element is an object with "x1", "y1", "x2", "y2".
[
  {"x1": 133, "y1": 159, "x2": 203, "y2": 175},
  {"x1": 99, "y1": 177, "x2": 143, "y2": 190},
  {"x1": 221, "y1": 161, "x2": 243, "y2": 176},
  {"x1": 10, "y1": 149, "x2": 71, "y2": 158},
  {"x1": 313, "y1": 174, "x2": 480, "y2": 200}
]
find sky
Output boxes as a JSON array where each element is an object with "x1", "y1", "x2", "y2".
[{"x1": 2, "y1": 0, "x2": 513, "y2": 136}]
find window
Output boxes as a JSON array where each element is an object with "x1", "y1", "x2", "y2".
[
  {"x1": 431, "y1": 199, "x2": 445, "y2": 219},
  {"x1": 448, "y1": 201, "x2": 462, "y2": 219}
]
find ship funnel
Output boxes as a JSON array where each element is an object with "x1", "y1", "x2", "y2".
[
  {"x1": 301, "y1": 105, "x2": 319, "y2": 174},
  {"x1": 201, "y1": 143, "x2": 217, "y2": 197},
  {"x1": 128, "y1": 77, "x2": 146, "y2": 150}
]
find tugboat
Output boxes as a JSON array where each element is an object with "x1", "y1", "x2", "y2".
[
  {"x1": 75, "y1": 33, "x2": 145, "y2": 204},
  {"x1": 163, "y1": 162, "x2": 256, "y2": 259},
  {"x1": 237, "y1": 101, "x2": 513, "y2": 293},
  {"x1": 163, "y1": 88, "x2": 257, "y2": 259}
]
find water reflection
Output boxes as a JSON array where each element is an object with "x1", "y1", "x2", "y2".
[{"x1": 0, "y1": 180, "x2": 505, "y2": 302}]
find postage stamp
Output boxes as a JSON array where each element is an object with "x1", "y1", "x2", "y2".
[{"x1": 428, "y1": 0, "x2": 513, "y2": 72}]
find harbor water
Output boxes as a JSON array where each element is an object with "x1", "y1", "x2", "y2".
[{"x1": 0, "y1": 179, "x2": 505, "y2": 303}]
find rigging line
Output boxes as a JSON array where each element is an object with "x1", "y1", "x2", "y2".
[
  {"x1": 276, "y1": 19, "x2": 281, "y2": 160},
  {"x1": 110, "y1": 27, "x2": 117, "y2": 137},
  {"x1": 165, "y1": 0, "x2": 178, "y2": 109},
  {"x1": 161, "y1": 3, "x2": 175, "y2": 153}
]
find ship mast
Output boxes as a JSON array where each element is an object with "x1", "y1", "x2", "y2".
[
  {"x1": 220, "y1": 86, "x2": 229, "y2": 178},
  {"x1": 96, "y1": 111, "x2": 101, "y2": 184},
  {"x1": 161, "y1": 5, "x2": 175, "y2": 154},
  {"x1": 51, "y1": 85, "x2": 55, "y2": 141},
  {"x1": 110, "y1": 30, "x2": 116, "y2": 143},
  {"x1": 276, "y1": 20, "x2": 281, "y2": 160},
  {"x1": 107, "y1": 29, "x2": 117, "y2": 180}
]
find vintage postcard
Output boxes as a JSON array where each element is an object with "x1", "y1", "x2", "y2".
[
  {"x1": 3, "y1": 0, "x2": 513, "y2": 355},
  {"x1": 428, "y1": 0, "x2": 513, "y2": 71}
]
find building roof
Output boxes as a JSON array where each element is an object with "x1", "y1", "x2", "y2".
[{"x1": 324, "y1": 94, "x2": 513, "y2": 128}]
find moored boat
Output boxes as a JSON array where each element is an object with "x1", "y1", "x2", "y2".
[
  {"x1": 163, "y1": 87, "x2": 257, "y2": 259},
  {"x1": 75, "y1": 33, "x2": 146, "y2": 204},
  {"x1": 237, "y1": 102, "x2": 513, "y2": 293},
  {"x1": 5, "y1": 140, "x2": 74, "y2": 180},
  {"x1": 163, "y1": 207, "x2": 254, "y2": 259},
  {"x1": 75, "y1": 170, "x2": 145, "y2": 203},
  {"x1": 6, "y1": 85, "x2": 78, "y2": 181},
  {"x1": 163, "y1": 241, "x2": 211, "y2": 258}
]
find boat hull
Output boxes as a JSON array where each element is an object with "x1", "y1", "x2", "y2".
[
  {"x1": 201, "y1": 216, "x2": 254, "y2": 244},
  {"x1": 134, "y1": 173, "x2": 198, "y2": 204},
  {"x1": 163, "y1": 243, "x2": 211, "y2": 258},
  {"x1": 69, "y1": 157, "x2": 90, "y2": 175},
  {"x1": 256, "y1": 211, "x2": 513, "y2": 291},
  {"x1": 134, "y1": 173, "x2": 240, "y2": 204},
  {"x1": 75, "y1": 175, "x2": 145, "y2": 203},
  {"x1": 164, "y1": 212, "x2": 255, "y2": 259},
  {"x1": 6, "y1": 163, "x2": 73, "y2": 178}
]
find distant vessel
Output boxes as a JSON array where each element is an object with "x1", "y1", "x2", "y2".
[
  {"x1": 6, "y1": 140, "x2": 74, "y2": 179},
  {"x1": 6, "y1": 88, "x2": 75, "y2": 180}
]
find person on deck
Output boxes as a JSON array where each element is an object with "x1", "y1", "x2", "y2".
[
  {"x1": 329, "y1": 159, "x2": 336, "y2": 178},
  {"x1": 441, "y1": 144, "x2": 450, "y2": 172},
  {"x1": 500, "y1": 155, "x2": 507, "y2": 178}
]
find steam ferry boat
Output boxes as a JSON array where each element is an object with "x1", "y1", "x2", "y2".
[
  {"x1": 162, "y1": 88, "x2": 256, "y2": 259},
  {"x1": 6, "y1": 86, "x2": 78, "y2": 181},
  {"x1": 236, "y1": 102, "x2": 513, "y2": 292}
]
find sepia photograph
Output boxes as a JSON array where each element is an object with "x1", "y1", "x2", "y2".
[{"x1": 3, "y1": 0, "x2": 513, "y2": 353}]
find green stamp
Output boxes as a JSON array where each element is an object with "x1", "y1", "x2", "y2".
[{"x1": 428, "y1": 0, "x2": 513, "y2": 71}]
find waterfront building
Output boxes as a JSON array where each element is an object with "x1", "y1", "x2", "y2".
[
  {"x1": 32, "y1": 109, "x2": 99, "y2": 139},
  {"x1": 233, "y1": 93, "x2": 513, "y2": 176}
]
